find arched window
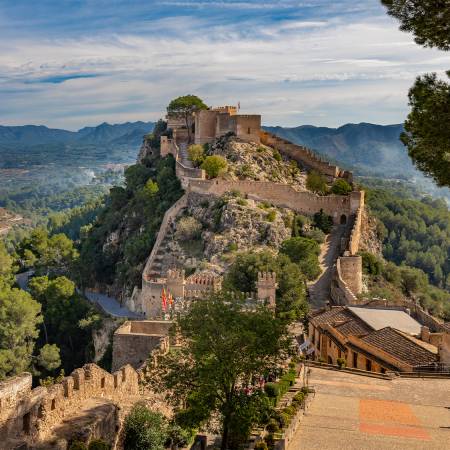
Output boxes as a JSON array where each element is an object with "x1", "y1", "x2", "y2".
[{"x1": 340, "y1": 214, "x2": 347, "y2": 225}]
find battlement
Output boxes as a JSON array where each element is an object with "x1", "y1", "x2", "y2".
[
  {"x1": 167, "y1": 268, "x2": 185, "y2": 282},
  {"x1": 0, "y1": 363, "x2": 141, "y2": 448},
  {"x1": 257, "y1": 271, "x2": 277, "y2": 285},
  {"x1": 212, "y1": 105, "x2": 237, "y2": 115}
]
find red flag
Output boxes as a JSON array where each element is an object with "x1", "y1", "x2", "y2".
[
  {"x1": 169, "y1": 292, "x2": 174, "y2": 307},
  {"x1": 161, "y1": 288, "x2": 167, "y2": 311}
]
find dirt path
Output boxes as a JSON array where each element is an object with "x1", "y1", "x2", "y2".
[{"x1": 307, "y1": 225, "x2": 346, "y2": 309}]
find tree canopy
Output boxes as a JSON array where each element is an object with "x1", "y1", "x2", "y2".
[
  {"x1": 380, "y1": 1, "x2": 450, "y2": 187},
  {"x1": 201, "y1": 155, "x2": 228, "y2": 178},
  {"x1": 400, "y1": 72, "x2": 450, "y2": 187},
  {"x1": 146, "y1": 293, "x2": 291, "y2": 449},
  {"x1": 167, "y1": 95, "x2": 207, "y2": 142},
  {"x1": 381, "y1": 1, "x2": 450, "y2": 51}
]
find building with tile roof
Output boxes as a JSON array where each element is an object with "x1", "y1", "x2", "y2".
[{"x1": 307, "y1": 306, "x2": 449, "y2": 373}]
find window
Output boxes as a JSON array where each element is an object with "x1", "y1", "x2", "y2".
[
  {"x1": 327, "y1": 356, "x2": 333, "y2": 364},
  {"x1": 101, "y1": 377, "x2": 106, "y2": 388},
  {"x1": 338, "y1": 349, "x2": 342, "y2": 358},
  {"x1": 353, "y1": 352, "x2": 358, "y2": 368},
  {"x1": 366, "y1": 359, "x2": 372, "y2": 372},
  {"x1": 247, "y1": 127, "x2": 251, "y2": 134},
  {"x1": 51, "y1": 399, "x2": 56, "y2": 410}
]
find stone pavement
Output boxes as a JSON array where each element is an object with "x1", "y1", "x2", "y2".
[
  {"x1": 289, "y1": 367, "x2": 450, "y2": 450},
  {"x1": 84, "y1": 290, "x2": 141, "y2": 318}
]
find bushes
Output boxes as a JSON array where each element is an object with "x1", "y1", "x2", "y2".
[
  {"x1": 201, "y1": 155, "x2": 228, "y2": 178},
  {"x1": 264, "y1": 382, "x2": 280, "y2": 399},
  {"x1": 175, "y1": 216, "x2": 202, "y2": 241},
  {"x1": 272, "y1": 149, "x2": 282, "y2": 162},
  {"x1": 313, "y1": 209, "x2": 333, "y2": 234},
  {"x1": 266, "y1": 210, "x2": 277, "y2": 222},
  {"x1": 187, "y1": 144, "x2": 205, "y2": 167},
  {"x1": 331, "y1": 179, "x2": 352, "y2": 195},
  {"x1": 360, "y1": 251, "x2": 383, "y2": 276},
  {"x1": 306, "y1": 171, "x2": 328, "y2": 194}
]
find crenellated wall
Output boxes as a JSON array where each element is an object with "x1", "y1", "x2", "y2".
[
  {"x1": 260, "y1": 130, "x2": 352, "y2": 182},
  {"x1": 0, "y1": 363, "x2": 142, "y2": 449},
  {"x1": 188, "y1": 179, "x2": 360, "y2": 222}
]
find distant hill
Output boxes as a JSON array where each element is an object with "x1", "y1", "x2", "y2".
[
  {"x1": 263, "y1": 123, "x2": 415, "y2": 178},
  {"x1": 0, "y1": 121, "x2": 154, "y2": 146}
]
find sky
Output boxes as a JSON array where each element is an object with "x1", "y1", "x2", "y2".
[{"x1": 1, "y1": 0, "x2": 449, "y2": 130}]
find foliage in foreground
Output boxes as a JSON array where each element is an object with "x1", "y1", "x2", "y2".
[{"x1": 146, "y1": 294, "x2": 292, "y2": 449}]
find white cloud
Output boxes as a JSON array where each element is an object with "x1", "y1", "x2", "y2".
[{"x1": 0, "y1": 12, "x2": 449, "y2": 129}]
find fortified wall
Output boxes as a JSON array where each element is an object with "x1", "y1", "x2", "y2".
[{"x1": 0, "y1": 364, "x2": 141, "y2": 449}]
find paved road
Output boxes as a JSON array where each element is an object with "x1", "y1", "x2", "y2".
[
  {"x1": 307, "y1": 225, "x2": 346, "y2": 309},
  {"x1": 84, "y1": 290, "x2": 141, "y2": 318},
  {"x1": 16, "y1": 271, "x2": 140, "y2": 319}
]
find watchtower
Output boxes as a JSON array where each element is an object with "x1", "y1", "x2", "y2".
[{"x1": 257, "y1": 272, "x2": 278, "y2": 310}]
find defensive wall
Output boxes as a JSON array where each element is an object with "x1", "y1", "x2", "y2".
[
  {"x1": 0, "y1": 363, "x2": 141, "y2": 449},
  {"x1": 260, "y1": 130, "x2": 352, "y2": 182},
  {"x1": 111, "y1": 320, "x2": 172, "y2": 372},
  {"x1": 187, "y1": 178, "x2": 363, "y2": 223}
]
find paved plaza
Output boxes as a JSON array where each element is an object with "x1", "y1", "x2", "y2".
[{"x1": 289, "y1": 367, "x2": 450, "y2": 450}]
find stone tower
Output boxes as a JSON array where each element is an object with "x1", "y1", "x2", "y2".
[
  {"x1": 166, "y1": 268, "x2": 185, "y2": 299},
  {"x1": 257, "y1": 272, "x2": 278, "y2": 310}
]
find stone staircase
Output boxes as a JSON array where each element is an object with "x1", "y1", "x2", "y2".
[
  {"x1": 147, "y1": 227, "x2": 176, "y2": 279},
  {"x1": 178, "y1": 142, "x2": 193, "y2": 168}
]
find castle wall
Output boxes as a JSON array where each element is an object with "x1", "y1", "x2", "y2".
[
  {"x1": 195, "y1": 110, "x2": 218, "y2": 145},
  {"x1": 260, "y1": 130, "x2": 348, "y2": 180},
  {"x1": 0, "y1": 364, "x2": 141, "y2": 449},
  {"x1": 339, "y1": 255, "x2": 363, "y2": 296},
  {"x1": 111, "y1": 321, "x2": 171, "y2": 371},
  {"x1": 235, "y1": 115, "x2": 261, "y2": 144},
  {"x1": 187, "y1": 179, "x2": 360, "y2": 221}
]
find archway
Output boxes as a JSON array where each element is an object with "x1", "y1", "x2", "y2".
[
  {"x1": 327, "y1": 356, "x2": 333, "y2": 365},
  {"x1": 340, "y1": 214, "x2": 347, "y2": 225}
]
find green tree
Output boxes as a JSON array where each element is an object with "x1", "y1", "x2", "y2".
[
  {"x1": 331, "y1": 179, "x2": 353, "y2": 195},
  {"x1": 279, "y1": 237, "x2": 321, "y2": 280},
  {"x1": 400, "y1": 73, "x2": 450, "y2": 187},
  {"x1": 0, "y1": 242, "x2": 15, "y2": 286},
  {"x1": 37, "y1": 343, "x2": 61, "y2": 372},
  {"x1": 201, "y1": 155, "x2": 228, "y2": 178},
  {"x1": 380, "y1": 1, "x2": 450, "y2": 188},
  {"x1": 360, "y1": 252, "x2": 383, "y2": 276},
  {"x1": 381, "y1": 1, "x2": 450, "y2": 50},
  {"x1": 187, "y1": 144, "x2": 205, "y2": 167},
  {"x1": 306, "y1": 171, "x2": 328, "y2": 195},
  {"x1": 313, "y1": 209, "x2": 333, "y2": 234},
  {"x1": 124, "y1": 404, "x2": 167, "y2": 450},
  {"x1": 146, "y1": 293, "x2": 291, "y2": 450},
  {"x1": 400, "y1": 266, "x2": 428, "y2": 297},
  {"x1": 167, "y1": 95, "x2": 208, "y2": 143},
  {"x1": 0, "y1": 285, "x2": 42, "y2": 380}
]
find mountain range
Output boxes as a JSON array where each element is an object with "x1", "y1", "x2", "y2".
[
  {"x1": 0, "y1": 121, "x2": 155, "y2": 147},
  {"x1": 263, "y1": 123, "x2": 414, "y2": 178}
]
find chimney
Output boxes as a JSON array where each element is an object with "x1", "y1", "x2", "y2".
[{"x1": 420, "y1": 326, "x2": 430, "y2": 343}]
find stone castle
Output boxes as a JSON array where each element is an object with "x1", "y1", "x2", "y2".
[{"x1": 130, "y1": 103, "x2": 363, "y2": 318}]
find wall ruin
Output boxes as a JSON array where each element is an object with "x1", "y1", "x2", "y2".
[{"x1": 0, "y1": 364, "x2": 141, "y2": 450}]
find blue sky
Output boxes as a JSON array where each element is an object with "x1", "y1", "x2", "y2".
[{"x1": 1, "y1": 0, "x2": 449, "y2": 129}]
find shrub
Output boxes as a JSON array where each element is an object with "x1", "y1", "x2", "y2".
[
  {"x1": 88, "y1": 440, "x2": 110, "y2": 450},
  {"x1": 227, "y1": 242, "x2": 238, "y2": 252},
  {"x1": 176, "y1": 216, "x2": 202, "y2": 240},
  {"x1": 313, "y1": 209, "x2": 333, "y2": 234},
  {"x1": 266, "y1": 210, "x2": 277, "y2": 222},
  {"x1": 266, "y1": 419, "x2": 280, "y2": 433},
  {"x1": 256, "y1": 146, "x2": 266, "y2": 153},
  {"x1": 69, "y1": 442, "x2": 87, "y2": 450},
  {"x1": 336, "y1": 357, "x2": 346, "y2": 369},
  {"x1": 283, "y1": 405, "x2": 296, "y2": 417},
  {"x1": 360, "y1": 251, "x2": 383, "y2": 276},
  {"x1": 306, "y1": 171, "x2": 328, "y2": 195},
  {"x1": 255, "y1": 441, "x2": 269, "y2": 450},
  {"x1": 303, "y1": 228, "x2": 326, "y2": 244},
  {"x1": 331, "y1": 179, "x2": 352, "y2": 195},
  {"x1": 201, "y1": 155, "x2": 228, "y2": 178},
  {"x1": 123, "y1": 404, "x2": 167, "y2": 450},
  {"x1": 279, "y1": 412, "x2": 291, "y2": 428},
  {"x1": 237, "y1": 198, "x2": 248, "y2": 206},
  {"x1": 264, "y1": 382, "x2": 280, "y2": 398},
  {"x1": 272, "y1": 149, "x2": 282, "y2": 161}
]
